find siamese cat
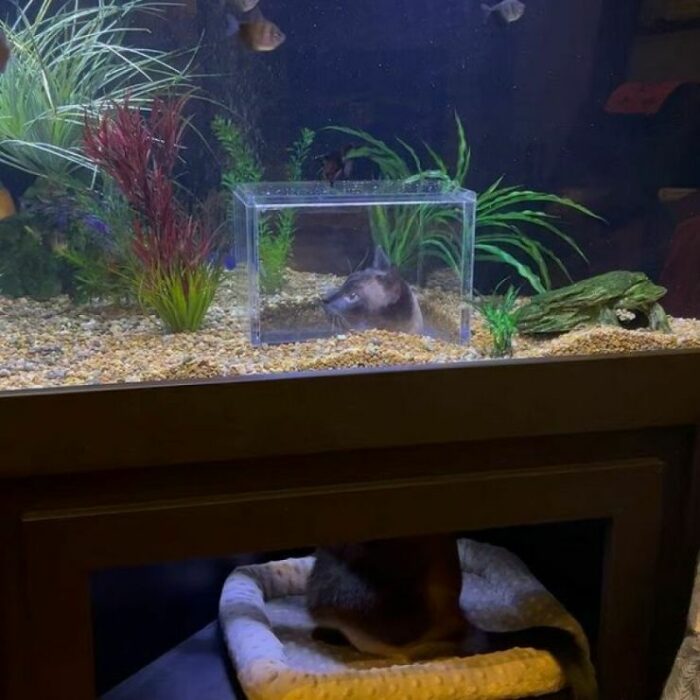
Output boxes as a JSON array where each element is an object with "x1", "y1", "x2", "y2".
[
  {"x1": 322, "y1": 247, "x2": 423, "y2": 335},
  {"x1": 307, "y1": 536, "x2": 599, "y2": 699},
  {"x1": 307, "y1": 536, "x2": 468, "y2": 661}
]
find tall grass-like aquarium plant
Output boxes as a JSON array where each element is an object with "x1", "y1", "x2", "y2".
[
  {"x1": 330, "y1": 117, "x2": 601, "y2": 293},
  {"x1": 0, "y1": 0, "x2": 194, "y2": 182},
  {"x1": 470, "y1": 286, "x2": 520, "y2": 358}
]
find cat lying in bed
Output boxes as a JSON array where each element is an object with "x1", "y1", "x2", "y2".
[
  {"x1": 307, "y1": 535, "x2": 598, "y2": 699},
  {"x1": 307, "y1": 536, "x2": 467, "y2": 661}
]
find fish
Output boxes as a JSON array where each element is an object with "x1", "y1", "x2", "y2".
[
  {"x1": 226, "y1": 12, "x2": 285, "y2": 52},
  {"x1": 0, "y1": 188, "x2": 16, "y2": 220},
  {"x1": 227, "y1": 0, "x2": 261, "y2": 13},
  {"x1": 481, "y1": 0, "x2": 526, "y2": 24},
  {"x1": 318, "y1": 145, "x2": 354, "y2": 186},
  {"x1": 0, "y1": 31, "x2": 10, "y2": 73}
]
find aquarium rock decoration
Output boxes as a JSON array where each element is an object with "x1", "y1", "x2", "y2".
[{"x1": 516, "y1": 271, "x2": 671, "y2": 334}]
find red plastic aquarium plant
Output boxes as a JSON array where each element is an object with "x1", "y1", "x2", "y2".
[{"x1": 83, "y1": 96, "x2": 220, "y2": 332}]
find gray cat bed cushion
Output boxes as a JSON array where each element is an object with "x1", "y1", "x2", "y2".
[
  {"x1": 662, "y1": 554, "x2": 700, "y2": 699},
  {"x1": 219, "y1": 539, "x2": 592, "y2": 700}
]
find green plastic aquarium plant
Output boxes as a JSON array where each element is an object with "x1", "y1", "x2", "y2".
[
  {"x1": 470, "y1": 285, "x2": 520, "y2": 358},
  {"x1": 213, "y1": 119, "x2": 315, "y2": 293},
  {"x1": 0, "y1": 0, "x2": 194, "y2": 182},
  {"x1": 263, "y1": 128, "x2": 316, "y2": 293},
  {"x1": 255, "y1": 219, "x2": 287, "y2": 294},
  {"x1": 329, "y1": 116, "x2": 601, "y2": 293},
  {"x1": 212, "y1": 116, "x2": 265, "y2": 189}
]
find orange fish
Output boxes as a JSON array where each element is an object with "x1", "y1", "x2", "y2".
[
  {"x1": 0, "y1": 188, "x2": 16, "y2": 220},
  {"x1": 227, "y1": 12, "x2": 285, "y2": 52},
  {"x1": 0, "y1": 31, "x2": 10, "y2": 73}
]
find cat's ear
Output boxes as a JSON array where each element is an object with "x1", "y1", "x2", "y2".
[{"x1": 373, "y1": 246, "x2": 392, "y2": 271}]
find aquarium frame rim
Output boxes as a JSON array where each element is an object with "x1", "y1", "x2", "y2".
[
  {"x1": 1, "y1": 345, "x2": 698, "y2": 398},
  {"x1": 232, "y1": 180, "x2": 477, "y2": 208},
  {"x1": 0, "y1": 347, "x2": 698, "y2": 480}
]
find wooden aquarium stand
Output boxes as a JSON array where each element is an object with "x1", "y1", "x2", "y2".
[{"x1": 1, "y1": 349, "x2": 699, "y2": 700}]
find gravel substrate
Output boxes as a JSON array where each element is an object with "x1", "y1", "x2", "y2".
[{"x1": 0, "y1": 269, "x2": 698, "y2": 392}]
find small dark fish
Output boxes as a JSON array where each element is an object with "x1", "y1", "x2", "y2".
[
  {"x1": 482, "y1": 0, "x2": 525, "y2": 24},
  {"x1": 0, "y1": 31, "x2": 10, "y2": 73},
  {"x1": 227, "y1": 12, "x2": 285, "y2": 52},
  {"x1": 318, "y1": 145, "x2": 354, "y2": 186}
]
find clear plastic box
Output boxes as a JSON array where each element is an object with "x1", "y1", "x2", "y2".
[{"x1": 233, "y1": 181, "x2": 476, "y2": 346}]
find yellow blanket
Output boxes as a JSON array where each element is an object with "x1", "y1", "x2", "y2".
[{"x1": 219, "y1": 539, "x2": 592, "y2": 700}]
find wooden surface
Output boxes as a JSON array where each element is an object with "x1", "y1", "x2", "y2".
[
  {"x1": 0, "y1": 426, "x2": 696, "y2": 700},
  {"x1": 0, "y1": 349, "x2": 698, "y2": 478},
  {"x1": 12, "y1": 455, "x2": 665, "y2": 699},
  {"x1": 0, "y1": 353, "x2": 699, "y2": 700}
]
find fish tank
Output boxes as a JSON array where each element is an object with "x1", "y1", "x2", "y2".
[
  {"x1": 0, "y1": 0, "x2": 699, "y2": 392},
  {"x1": 233, "y1": 181, "x2": 475, "y2": 346}
]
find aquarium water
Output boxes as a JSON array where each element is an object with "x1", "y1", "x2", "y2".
[{"x1": 0, "y1": 0, "x2": 698, "y2": 390}]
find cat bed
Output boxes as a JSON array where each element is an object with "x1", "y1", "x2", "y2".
[{"x1": 219, "y1": 539, "x2": 593, "y2": 700}]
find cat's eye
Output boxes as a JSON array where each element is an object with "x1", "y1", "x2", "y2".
[{"x1": 345, "y1": 292, "x2": 359, "y2": 302}]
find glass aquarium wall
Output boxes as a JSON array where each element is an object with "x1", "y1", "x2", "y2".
[
  {"x1": 0, "y1": 0, "x2": 699, "y2": 391},
  {"x1": 233, "y1": 181, "x2": 475, "y2": 346}
]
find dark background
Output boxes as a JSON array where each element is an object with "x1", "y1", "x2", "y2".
[{"x1": 3, "y1": 0, "x2": 700, "y2": 286}]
